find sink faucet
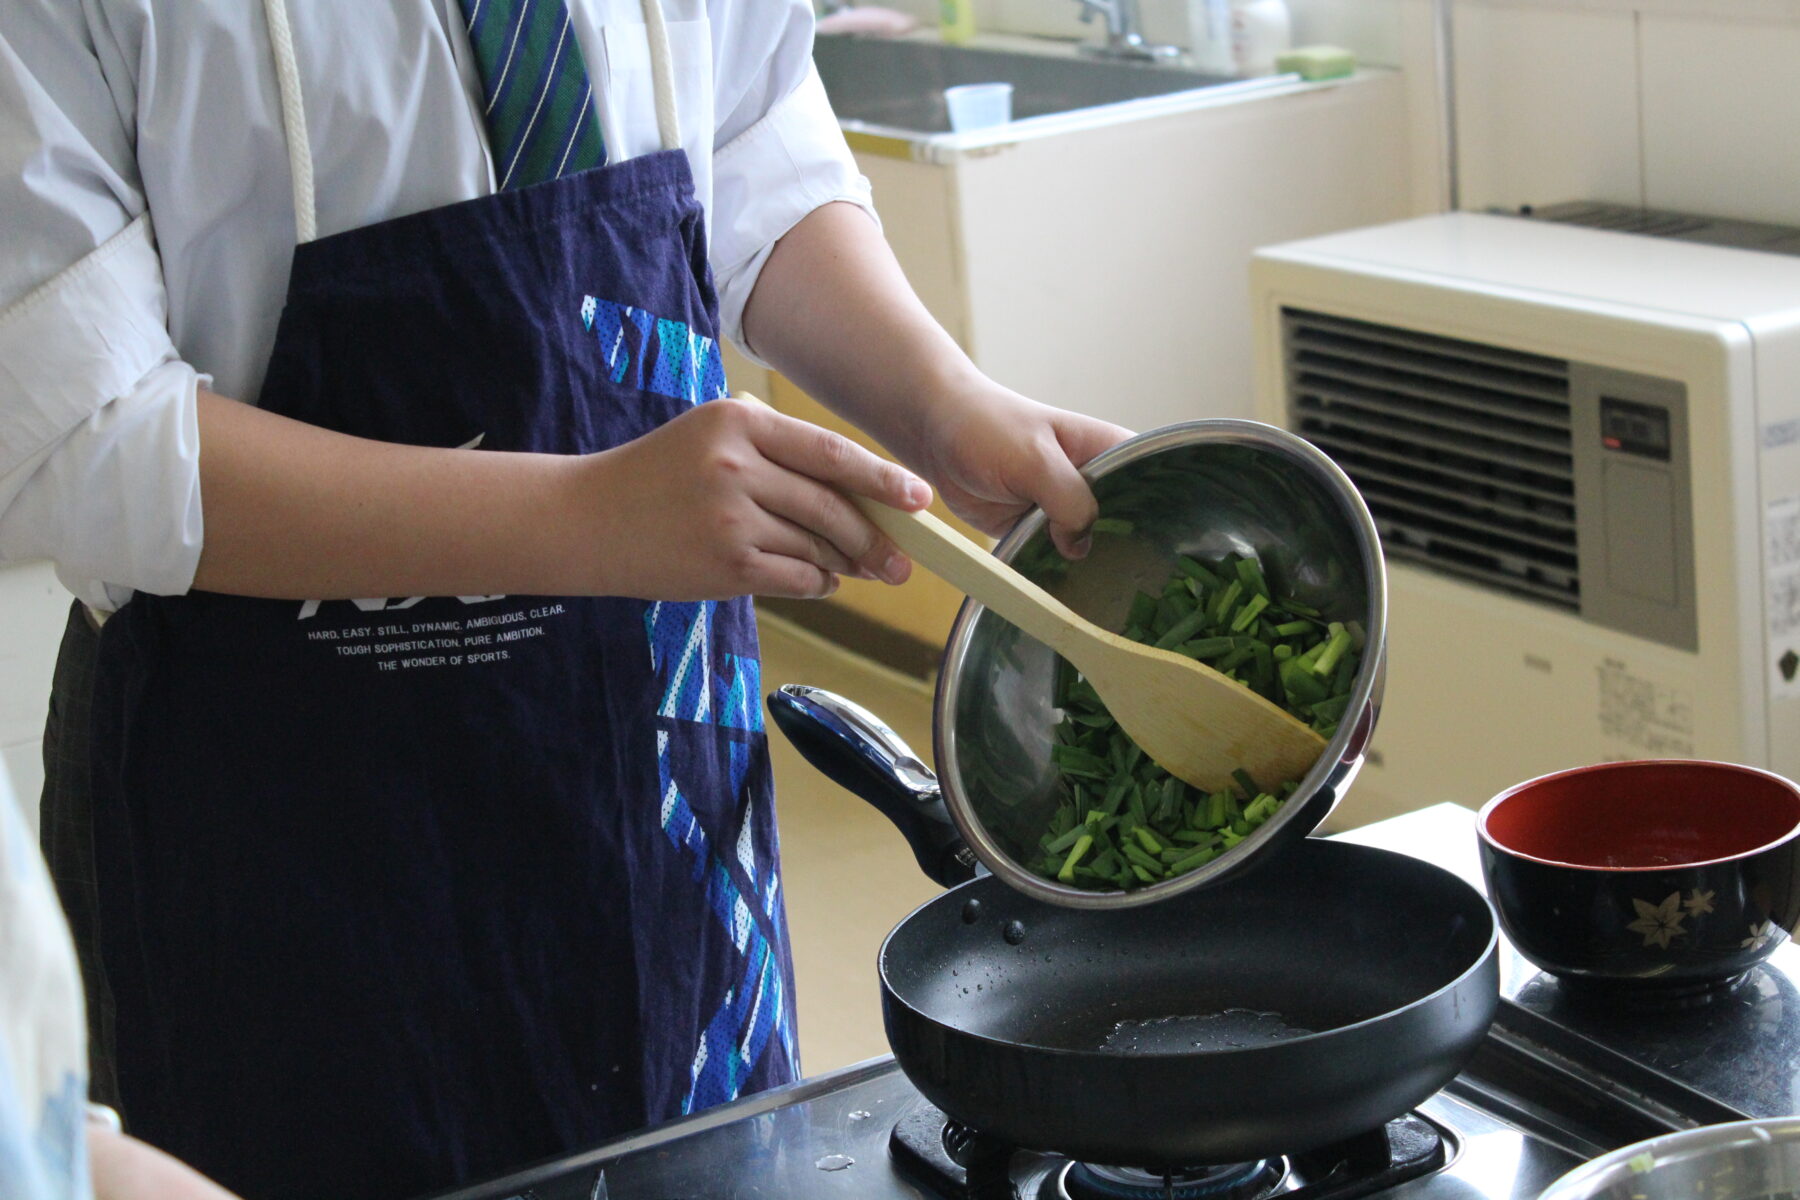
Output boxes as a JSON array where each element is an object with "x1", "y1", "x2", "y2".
[{"x1": 1072, "y1": 0, "x2": 1182, "y2": 61}]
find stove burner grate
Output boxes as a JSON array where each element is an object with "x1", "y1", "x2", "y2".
[
  {"x1": 1059, "y1": 1158, "x2": 1285, "y2": 1200},
  {"x1": 888, "y1": 1103, "x2": 1449, "y2": 1200}
]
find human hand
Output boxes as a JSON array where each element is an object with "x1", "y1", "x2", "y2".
[
  {"x1": 912, "y1": 382, "x2": 1132, "y2": 559},
  {"x1": 815, "y1": 6, "x2": 917, "y2": 35},
  {"x1": 89, "y1": 1126, "x2": 244, "y2": 1200},
  {"x1": 583, "y1": 396, "x2": 932, "y2": 601}
]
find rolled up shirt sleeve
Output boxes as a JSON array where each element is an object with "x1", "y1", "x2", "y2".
[
  {"x1": 708, "y1": 0, "x2": 876, "y2": 361},
  {"x1": 0, "y1": 4, "x2": 204, "y2": 609}
]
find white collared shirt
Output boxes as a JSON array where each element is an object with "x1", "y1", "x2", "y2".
[{"x1": 0, "y1": 0, "x2": 873, "y2": 609}]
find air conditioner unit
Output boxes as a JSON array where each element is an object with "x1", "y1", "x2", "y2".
[{"x1": 1249, "y1": 210, "x2": 1800, "y2": 826}]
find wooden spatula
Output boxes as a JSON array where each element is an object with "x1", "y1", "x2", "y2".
[{"x1": 853, "y1": 498, "x2": 1327, "y2": 794}]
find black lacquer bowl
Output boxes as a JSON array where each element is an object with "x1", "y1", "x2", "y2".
[{"x1": 1478, "y1": 760, "x2": 1800, "y2": 1000}]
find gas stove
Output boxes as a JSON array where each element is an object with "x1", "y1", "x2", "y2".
[
  {"x1": 884, "y1": 1099, "x2": 1452, "y2": 1200},
  {"x1": 426, "y1": 805, "x2": 1800, "y2": 1200}
]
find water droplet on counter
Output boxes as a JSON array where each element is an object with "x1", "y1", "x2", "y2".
[
  {"x1": 815, "y1": 1154, "x2": 856, "y2": 1172},
  {"x1": 848, "y1": 1110, "x2": 871, "y2": 1122},
  {"x1": 1002, "y1": 920, "x2": 1027, "y2": 945}
]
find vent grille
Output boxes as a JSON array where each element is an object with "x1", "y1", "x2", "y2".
[
  {"x1": 1521, "y1": 200, "x2": 1800, "y2": 257},
  {"x1": 1537, "y1": 204, "x2": 1712, "y2": 239},
  {"x1": 1283, "y1": 309, "x2": 1579, "y2": 607}
]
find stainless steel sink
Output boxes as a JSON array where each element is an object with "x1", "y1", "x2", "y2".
[{"x1": 814, "y1": 35, "x2": 1247, "y2": 136}]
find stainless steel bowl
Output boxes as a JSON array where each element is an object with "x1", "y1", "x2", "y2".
[
  {"x1": 1538, "y1": 1119, "x2": 1800, "y2": 1200},
  {"x1": 935, "y1": 418, "x2": 1388, "y2": 908}
]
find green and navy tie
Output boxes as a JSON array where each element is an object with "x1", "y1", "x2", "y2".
[{"x1": 458, "y1": 0, "x2": 609, "y2": 189}]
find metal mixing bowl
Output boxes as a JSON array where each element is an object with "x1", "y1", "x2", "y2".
[
  {"x1": 1538, "y1": 1119, "x2": 1800, "y2": 1200},
  {"x1": 934, "y1": 418, "x2": 1387, "y2": 908}
]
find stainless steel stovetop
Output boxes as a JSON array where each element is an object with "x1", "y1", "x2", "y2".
[{"x1": 426, "y1": 805, "x2": 1800, "y2": 1200}]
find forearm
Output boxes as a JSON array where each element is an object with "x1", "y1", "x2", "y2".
[
  {"x1": 739, "y1": 201, "x2": 1133, "y2": 556},
  {"x1": 89, "y1": 1128, "x2": 242, "y2": 1200},
  {"x1": 191, "y1": 388, "x2": 592, "y2": 599},
  {"x1": 739, "y1": 201, "x2": 980, "y2": 468},
  {"x1": 188, "y1": 388, "x2": 926, "y2": 603}
]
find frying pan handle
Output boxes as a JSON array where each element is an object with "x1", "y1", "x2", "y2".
[{"x1": 767, "y1": 685, "x2": 980, "y2": 887}]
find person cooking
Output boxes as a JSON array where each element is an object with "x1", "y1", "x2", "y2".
[{"x1": 1, "y1": 1, "x2": 1131, "y2": 1198}]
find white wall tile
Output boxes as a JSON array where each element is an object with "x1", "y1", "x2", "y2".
[
  {"x1": 1452, "y1": 2, "x2": 1642, "y2": 212},
  {"x1": 975, "y1": 0, "x2": 1092, "y2": 40},
  {"x1": 1466, "y1": 0, "x2": 1800, "y2": 19},
  {"x1": 1398, "y1": 0, "x2": 1451, "y2": 213},
  {"x1": 1288, "y1": 0, "x2": 1406, "y2": 65},
  {"x1": 1640, "y1": 15, "x2": 1800, "y2": 224},
  {"x1": 975, "y1": 0, "x2": 1194, "y2": 46}
]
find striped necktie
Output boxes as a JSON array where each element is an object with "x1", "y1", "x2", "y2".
[{"x1": 458, "y1": 0, "x2": 608, "y2": 189}]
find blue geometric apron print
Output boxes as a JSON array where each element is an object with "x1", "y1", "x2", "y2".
[
  {"x1": 646, "y1": 598, "x2": 798, "y2": 1113},
  {"x1": 581, "y1": 295, "x2": 728, "y2": 406},
  {"x1": 608, "y1": 288, "x2": 796, "y2": 1114}
]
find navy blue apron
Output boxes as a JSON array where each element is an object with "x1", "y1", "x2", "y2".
[{"x1": 86, "y1": 44, "x2": 798, "y2": 1200}]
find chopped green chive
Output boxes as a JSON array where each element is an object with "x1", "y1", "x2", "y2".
[
  {"x1": 1031, "y1": 550, "x2": 1363, "y2": 891},
  {"x1": 1058, "y1": 833, "x2": 1094, "y2": 882}
]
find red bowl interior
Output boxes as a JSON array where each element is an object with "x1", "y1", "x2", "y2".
[{"x1": 1482, "y1": 761, "x2": 1800, "y2": 869}]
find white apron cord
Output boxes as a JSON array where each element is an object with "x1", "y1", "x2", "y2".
[
  {"x1": 260, "y1": 0, "x2": 682, "y2": 248},
  {"x1": 261, "y1": 0, "x2": 318, "y2": 245},
  {"x1": 638, "y1": 0, "x2": 682, "y2": 152}
]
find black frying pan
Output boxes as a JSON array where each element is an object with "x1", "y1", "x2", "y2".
[{"x1": 770, "y1": 686, "x2": 1499, "y2": 1169}]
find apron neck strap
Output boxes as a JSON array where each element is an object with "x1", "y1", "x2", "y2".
[
  {"x1": 261, "y1": 0, "x2": 682, "y2": 247},
  {"x1": 639, "y1": 0, "x2": 682, "y2": 153},
  {"x1": 262, "y1": 0, "x2": 317, "y2": 245}
]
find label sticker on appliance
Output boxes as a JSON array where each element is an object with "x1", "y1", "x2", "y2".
[
  {"x1": 1766, "y1": 495, "x2": 1800, "y2": 696},
  {"x1": 1765, "y1": 418, "x2": 1800, "y2": 452},
  {"x1": 1596, "y1": 658, "x2": 1694, "y2": 757}
]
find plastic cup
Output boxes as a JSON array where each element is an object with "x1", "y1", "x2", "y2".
[{"x1": 944, "y1": 82, "x2": 1013, "y2": 132}]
